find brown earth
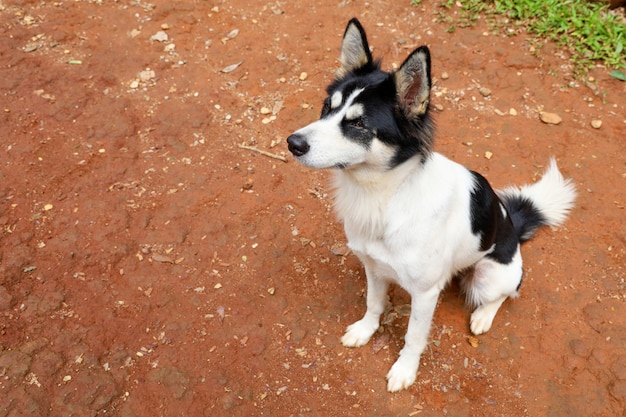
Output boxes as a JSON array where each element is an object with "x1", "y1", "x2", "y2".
[{"x1": 1, "y1": 1, "x2": 625, "y2": 416}]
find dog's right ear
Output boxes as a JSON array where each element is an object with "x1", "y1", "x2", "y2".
[
  {"x1": 394, "y1": 46, "x2": 432, "y2": 118},
  {"x1": 337, "y1": 18, "x2": 373, "y2": 77}
]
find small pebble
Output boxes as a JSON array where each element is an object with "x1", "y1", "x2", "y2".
[
  {"x1": 242, "y1": 179, "x2": 254, "y2": 190},
  {"x1": 479, "y1": 87, "x2": 491, "y2": 97},
  {"x1": 540, "y1": 112, "x2": 562, "y2": 125},
  {"x1": 150, "y1": 31, "x2": 168, "y2": 42},
  {"x1": 468, "y1": 336, "x2": 479, "y2": 348},
  {"x1": 225, "y1": 29, "x2": 239, "y2": 40},
  {"x1": 441, "y1": 72, "x2": 449, "y2": 80},
  {"x1": 221, "y1": 61, "x2": 242, "y2": 73},
  {"x1": 590, "y1": 120, "x2": 602, "y2": 129},
  {"x1": 299, "y1": 72, "x2": 308, "y2": 81}
]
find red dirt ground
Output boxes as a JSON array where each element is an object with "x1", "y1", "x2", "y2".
[{"x1": 1, "y1": 1, "x2": 625, "y2": 416}]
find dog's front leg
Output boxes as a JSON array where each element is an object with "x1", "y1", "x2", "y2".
[
  {"x1": 386, "y1": 286, "x2": 440, "y2": 392},
  {"x1": 341, "y1": 261, "x2": 389, "y2": 348}
]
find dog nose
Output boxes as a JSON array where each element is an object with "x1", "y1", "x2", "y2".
[{"x1": 287, "y1": 134, "x2": 310, "y2": 157}]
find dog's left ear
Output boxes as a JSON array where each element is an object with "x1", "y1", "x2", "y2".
[
  {"x1": 338, "y1": 18, "x2": 373, "y2": 77},
  {"x1": 394, "y1": 46, "x2": 431, "y2": 117}
]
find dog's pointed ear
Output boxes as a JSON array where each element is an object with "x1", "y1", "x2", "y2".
[
  {"x1": 338, "y1": 18, "x2": 373, "y2": 77},
  {"x1": 394, "y1": 46, "x2": 432, "y2": 117}
]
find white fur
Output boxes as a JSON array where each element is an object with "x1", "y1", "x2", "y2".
[
  {"x1": 498, "y1": 157, "x2": 576, "y2": 228},
  {"x1": 288, "y1": 18, "x2": 576, "y2": 394},
  {"x1": 331, "y1": 153, "x2": 573, "y2": 392},
  {"x1": 466, "y1": 246, "x2": 523, "y2": 335},
  {"x1": 290, "y1": 89, "x2": 369, "y2": 169},
  {"x1": 292, "y1": 119, "x2": 575, "y2": 391},
  {"x1": 331, "y1": 91, "x2": 343, "y2": 109},
  {"x1": 345, "y1": 103, "x2": 364, "y2": 120},
  {"x1": 336, "y1": 153, "x2": 493, "y2": 392}
]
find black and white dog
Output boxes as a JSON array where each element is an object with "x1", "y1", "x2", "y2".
[{"x1": 287, "y1": 19, "x2": 576, "y2": 392}]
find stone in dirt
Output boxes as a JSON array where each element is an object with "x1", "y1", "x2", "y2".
[
  {"x1": 150, "y1": 31, "x2": 168, "y2": 42},
  {"x1": 539, "y1": 112, "x2": 562, "y2": 125}
]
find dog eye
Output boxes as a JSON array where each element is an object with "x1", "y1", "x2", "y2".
[
  {"x1": 348, "y1": 118, "x2": 365, "y2": 129},
  {"x1": 321, "y1": 100, "x2": 331, "y2": 116}
]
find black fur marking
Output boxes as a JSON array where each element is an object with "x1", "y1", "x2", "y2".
[
  {"x1": 324, "y1": 66, "x2": 435, "y2": 168},
  {"x1": 390, "y1": 104, "x2": 434, "y2": 166},
  {"x1": 500, "y1": 195, "x2": 547, "y2": 242},
  {"x1": 326, "y1": 68, "x2": 387, "y2": 99},
  {"x1": 469, "y1": 172, "x2": 518, "y2": 264},
  {"x1": 322, "y1": 20, "x2": 436, "y2": 170}
]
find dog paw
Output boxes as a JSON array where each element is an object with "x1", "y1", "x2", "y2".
[
  {"x1": 340, "y1": 320, "x2": 377, "y2": 348},
  {"x1": 386, "y1": 359, "x2": 418, "y2": 392},
  {"x1": 470, "y1": 306, "x2": 496, "y2": 335}
]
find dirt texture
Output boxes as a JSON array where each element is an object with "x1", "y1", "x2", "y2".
[{"x1": 1, "y1": 1, "x2": 625, "y2": 416}]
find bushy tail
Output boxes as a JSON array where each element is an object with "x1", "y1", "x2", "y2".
[{"x1": 498, "y1": 158, "x2": 576, "y2": 242}]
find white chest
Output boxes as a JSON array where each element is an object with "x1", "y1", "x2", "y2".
[{"x1": 333, "y1": 154, "x2": 485, "y2": 286}]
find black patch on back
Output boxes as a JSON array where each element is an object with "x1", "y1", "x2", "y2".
[{"x1": 469, "y1": 171, "x2": 518, "y2": 264}]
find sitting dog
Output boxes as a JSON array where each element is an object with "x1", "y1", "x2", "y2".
[{"x1": 286, "y1": 18, "x2": 576, "y2": 392}]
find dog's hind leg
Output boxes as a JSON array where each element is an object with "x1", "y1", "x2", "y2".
[
  {"x1": 466, "y1": 246, "x2": 523, "y2": 335},
  {"x1": 341, "y1": 260, "x2": 389, "y2": 348},
  {"x1": 470, "y1": 295, "x2": 508, "y2": 335}
]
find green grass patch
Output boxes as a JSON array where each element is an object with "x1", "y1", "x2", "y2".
[{"x1": 419, "y1": 0, "x2": 626, "y2": 77}]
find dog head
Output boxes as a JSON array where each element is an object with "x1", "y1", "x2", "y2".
[{"x1": 287, "y1": 18, "x2": 435, "y2": 171}]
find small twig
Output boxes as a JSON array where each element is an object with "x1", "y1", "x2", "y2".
[{"x1": 237, "y1": 143, "x2": 288, "y2": 162}]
